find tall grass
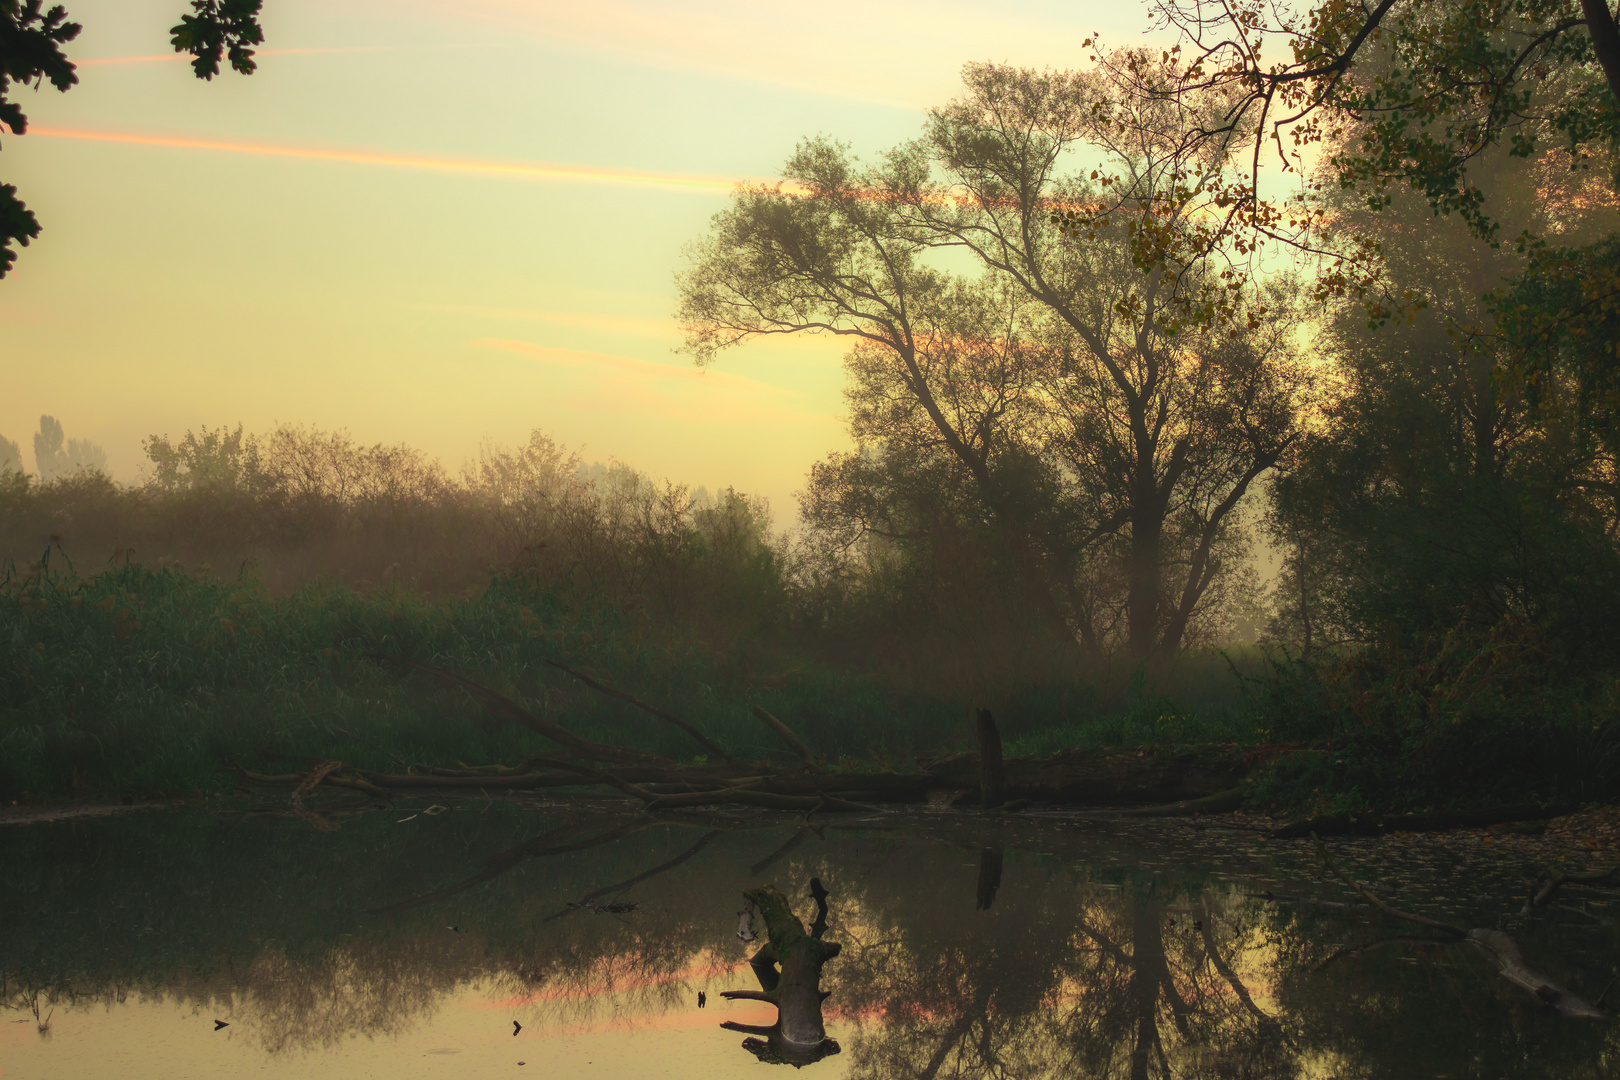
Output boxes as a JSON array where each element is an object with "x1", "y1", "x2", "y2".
[{"x1": 0, "y1": 550, "x2": 990, "y2": 801}]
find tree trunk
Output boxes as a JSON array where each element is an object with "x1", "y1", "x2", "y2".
[{"x1": 975, "y1": 708, "x2": 1006, "y2": 809}]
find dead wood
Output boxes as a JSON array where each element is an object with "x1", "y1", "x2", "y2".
[
  {"x1": 1313, "y1": 837, "x2": 1605, "y2": 1018},
  {"x1": 1271, "y1": 803, "x2": 1566, "y2": 839},
  {"x1": 1521, "y1": 866, "x2": 1620, "y2": 917},
  {"x1": 748, "y1": 705, "x2": 816, "y2": 765},
  {"x1": 239, "y1": 767, "x2": 390, "y2": 800},
  {"x1": 374, "y1": 655, "x2": 672, "y2": 766},
  {"x1": 644, "y1": 789, "x2": 880, "y2": 813},
  {"x1": 546, "y1": 659, "x2": 737, "y2": 764},
  {"x1": 921, "y1": 745, "x2": 1247, "y2": 805},
  {"x1": 1116, "y1": 788, "x2": 1246, "y2": 817},
  {"x1": 974, "y1": 709, "x2": 1006, "y2": 809}
]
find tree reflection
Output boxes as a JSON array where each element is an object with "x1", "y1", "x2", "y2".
[{"x1": 3, "y1": 809, "x2": 1618, "y2": 1077}]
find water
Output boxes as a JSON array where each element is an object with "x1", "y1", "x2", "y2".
[{"x1": 1, "y1": 801, "x2": 1615, "y2": 1079}]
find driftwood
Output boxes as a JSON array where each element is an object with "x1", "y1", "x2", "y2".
[
  {"x1": 1271, "y1": 804, "x2": 1565, "y2": 839},
  {"x1": 1116, "y1": 788, "x2": 1246, "y2": 817},
  {"x1": 720, "y1": 883, "x2": 842, "y2": 1066},
  {"x1": 1313, "y1": 838, "x2": 1605, "y2": 1019},
  {"x1": 922, "y1": 745, "x2": 1248, "y2": 805},
  {"x1": 1520, "y1": 866, "x2": 1620, "y2": 917}
]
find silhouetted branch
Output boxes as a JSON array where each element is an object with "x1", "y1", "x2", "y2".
[
  {"x1": 373, "y1": 655, "x2": 671, "y2": 765},
  {"x1": 748, "y1": 705, "x2": 816, "y2": 765},
  {"x1": 548, "y1": 659, "x2": 737, "y2": 764}
]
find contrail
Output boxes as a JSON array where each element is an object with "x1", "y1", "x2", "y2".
[
  {"x1": 76, "y1": 46, "x2": 393, "y2": 67},
  {"x1": 28, "y1": 125, "x2": 750, "y2": 195}
]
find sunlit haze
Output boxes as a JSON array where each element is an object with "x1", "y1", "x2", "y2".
[{"x1": 0, "y1": 0, "x2": 1158, "y2": 522}]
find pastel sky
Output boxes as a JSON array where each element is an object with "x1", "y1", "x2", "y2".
[{"x1": 1, "y1": 0, "x2": 1162, "y2": 522}]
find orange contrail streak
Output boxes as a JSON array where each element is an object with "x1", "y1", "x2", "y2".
[
  {"x1": 77, "y1": 46, "x2": 393, "y2": 67},
  {"x1": 27, "y1": 125, "x2": 752, "y2": 195}
]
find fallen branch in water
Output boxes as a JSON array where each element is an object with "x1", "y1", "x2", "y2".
[
  {"x1": 1313, "y1": 836, "x2": 1605, "y2": 1018},
  {"x1": 1272, "y1": 804, "x2": 1565, "y2": 839},
  {"x1": 1116, "y1": 788, "x2": 1246, "y2": 817},
  {"x1": 1521, "y1": 866, "x2": 1620, "y2": 917}
]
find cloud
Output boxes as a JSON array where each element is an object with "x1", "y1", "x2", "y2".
[
  {"x1": 425, "y1": 305, "x2": 679, "y2": 339},
  {"x1": 427, "y1": 0, "x2": 1144, "y2": 109},
  {"x1": 27, "y1": 126, "x2": 746, "y2": 194},
  {"x1": 471, "y1": 337, "x2": 772, "y2": 390},
  {"x1": 472, "y1": 338, "x2": 839, "y2": 428},
  {"x1": 77, "y1": 46, "x2": 394, "y2": 67}
]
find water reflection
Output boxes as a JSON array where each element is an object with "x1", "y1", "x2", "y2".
[
  {"x1": 1, "y1": 805, "x2": 1616, "y2": 1079},
  {"x1": 718, "y1": 880, "x2": 841, "y2": 1066}
]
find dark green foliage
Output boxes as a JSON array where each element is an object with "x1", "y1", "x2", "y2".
[
  {"x1": 1239, "y1": 629, "x2": 1620, "y2": 815},
  {"x1": 169, "y1": 0, "x2": 263, "y2": 79},
  {"x1": 0, "y1": 552, "x2": 973, "y2": 801},
  {"x1": 0, "y1": 0, "x2": 263, "y2": 277},
  {"x1": 0, "y1": 0, "x2": 80, "y2": 276}
]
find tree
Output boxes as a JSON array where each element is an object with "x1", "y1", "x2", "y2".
[
  {"x1": 32, "y1": 413, "x2": 106, "y2": 479},
  {"x1": 0, "y1": 0, "x2": 265, "y2": 277},
  {"x1": 1130, "y1": 0, "x2": 1620, "y2": 337},
  {"x1": 679, "y1": 63, "x2": 1307, "y2": 662},
  {"x1": 1145, "y1": 0, "x2": 1620, "y2": 237},
  {"x1": 1266, "y1": 142, "x2": 1620, "y2": 661},
  {"x1": 0, "y1": 430, "x2": 20, "y2": 473}
]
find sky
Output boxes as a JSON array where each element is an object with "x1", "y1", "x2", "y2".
[{"x1": 0, "y1": 0, "x2": 1164, "y2": 522}]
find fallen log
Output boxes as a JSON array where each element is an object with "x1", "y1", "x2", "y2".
[
  {"x1": 1271, "y1": 803, "x2": 1567, "y2": 840},
  {"x1": 1520, "y1": 866, "x2": 1620, "y2": 917},
  {"x1": 1116, "y1": 788, "x2": 1246, "y2": 817},
  {"x1": 921, "y1": 745, "x2": 1248, "y2": 805},
  {"x1": 645, "y1": 790, "x2": 880, "y2": 813},
  {"x1": 240, "y1": 767, "x2": 390, "y2": 800}
]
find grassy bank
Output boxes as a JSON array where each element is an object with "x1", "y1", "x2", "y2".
[
  {"x1": 2, "y1": 553, "x2": 1295, "y2": 804},
  {"x1": 7, "y1": 552, "x2": 1617, "y2": 813},
  {"x1": 0, "y1": 556, "x2": 985, "y2": 802}
]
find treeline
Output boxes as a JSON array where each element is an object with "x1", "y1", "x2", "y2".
[{"x1": 0, "y1": 424, "x2": 790, "y2": 640}]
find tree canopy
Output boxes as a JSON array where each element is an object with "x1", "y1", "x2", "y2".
[
  {"x1": 0, "y1": 0, "x2": 264, "y2": 277},
  {"x1": 680, "y1": 63, "x2": 1307, "y2": 664}
]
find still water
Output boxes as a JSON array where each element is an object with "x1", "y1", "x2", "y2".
[{"x1": 1, "y1": 801, "x2": 1615, "y2": 1079}]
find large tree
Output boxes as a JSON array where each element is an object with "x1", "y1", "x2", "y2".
[
  {"x1": 0, "y1": 0, "x2": 264, "y2": 277},
  {"x1": 1267, "y1": 138, "x2": 1620, "y2": 661},
  {"x1": 679, "y1": 63, "x2": 1306, "y2": 662}
]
